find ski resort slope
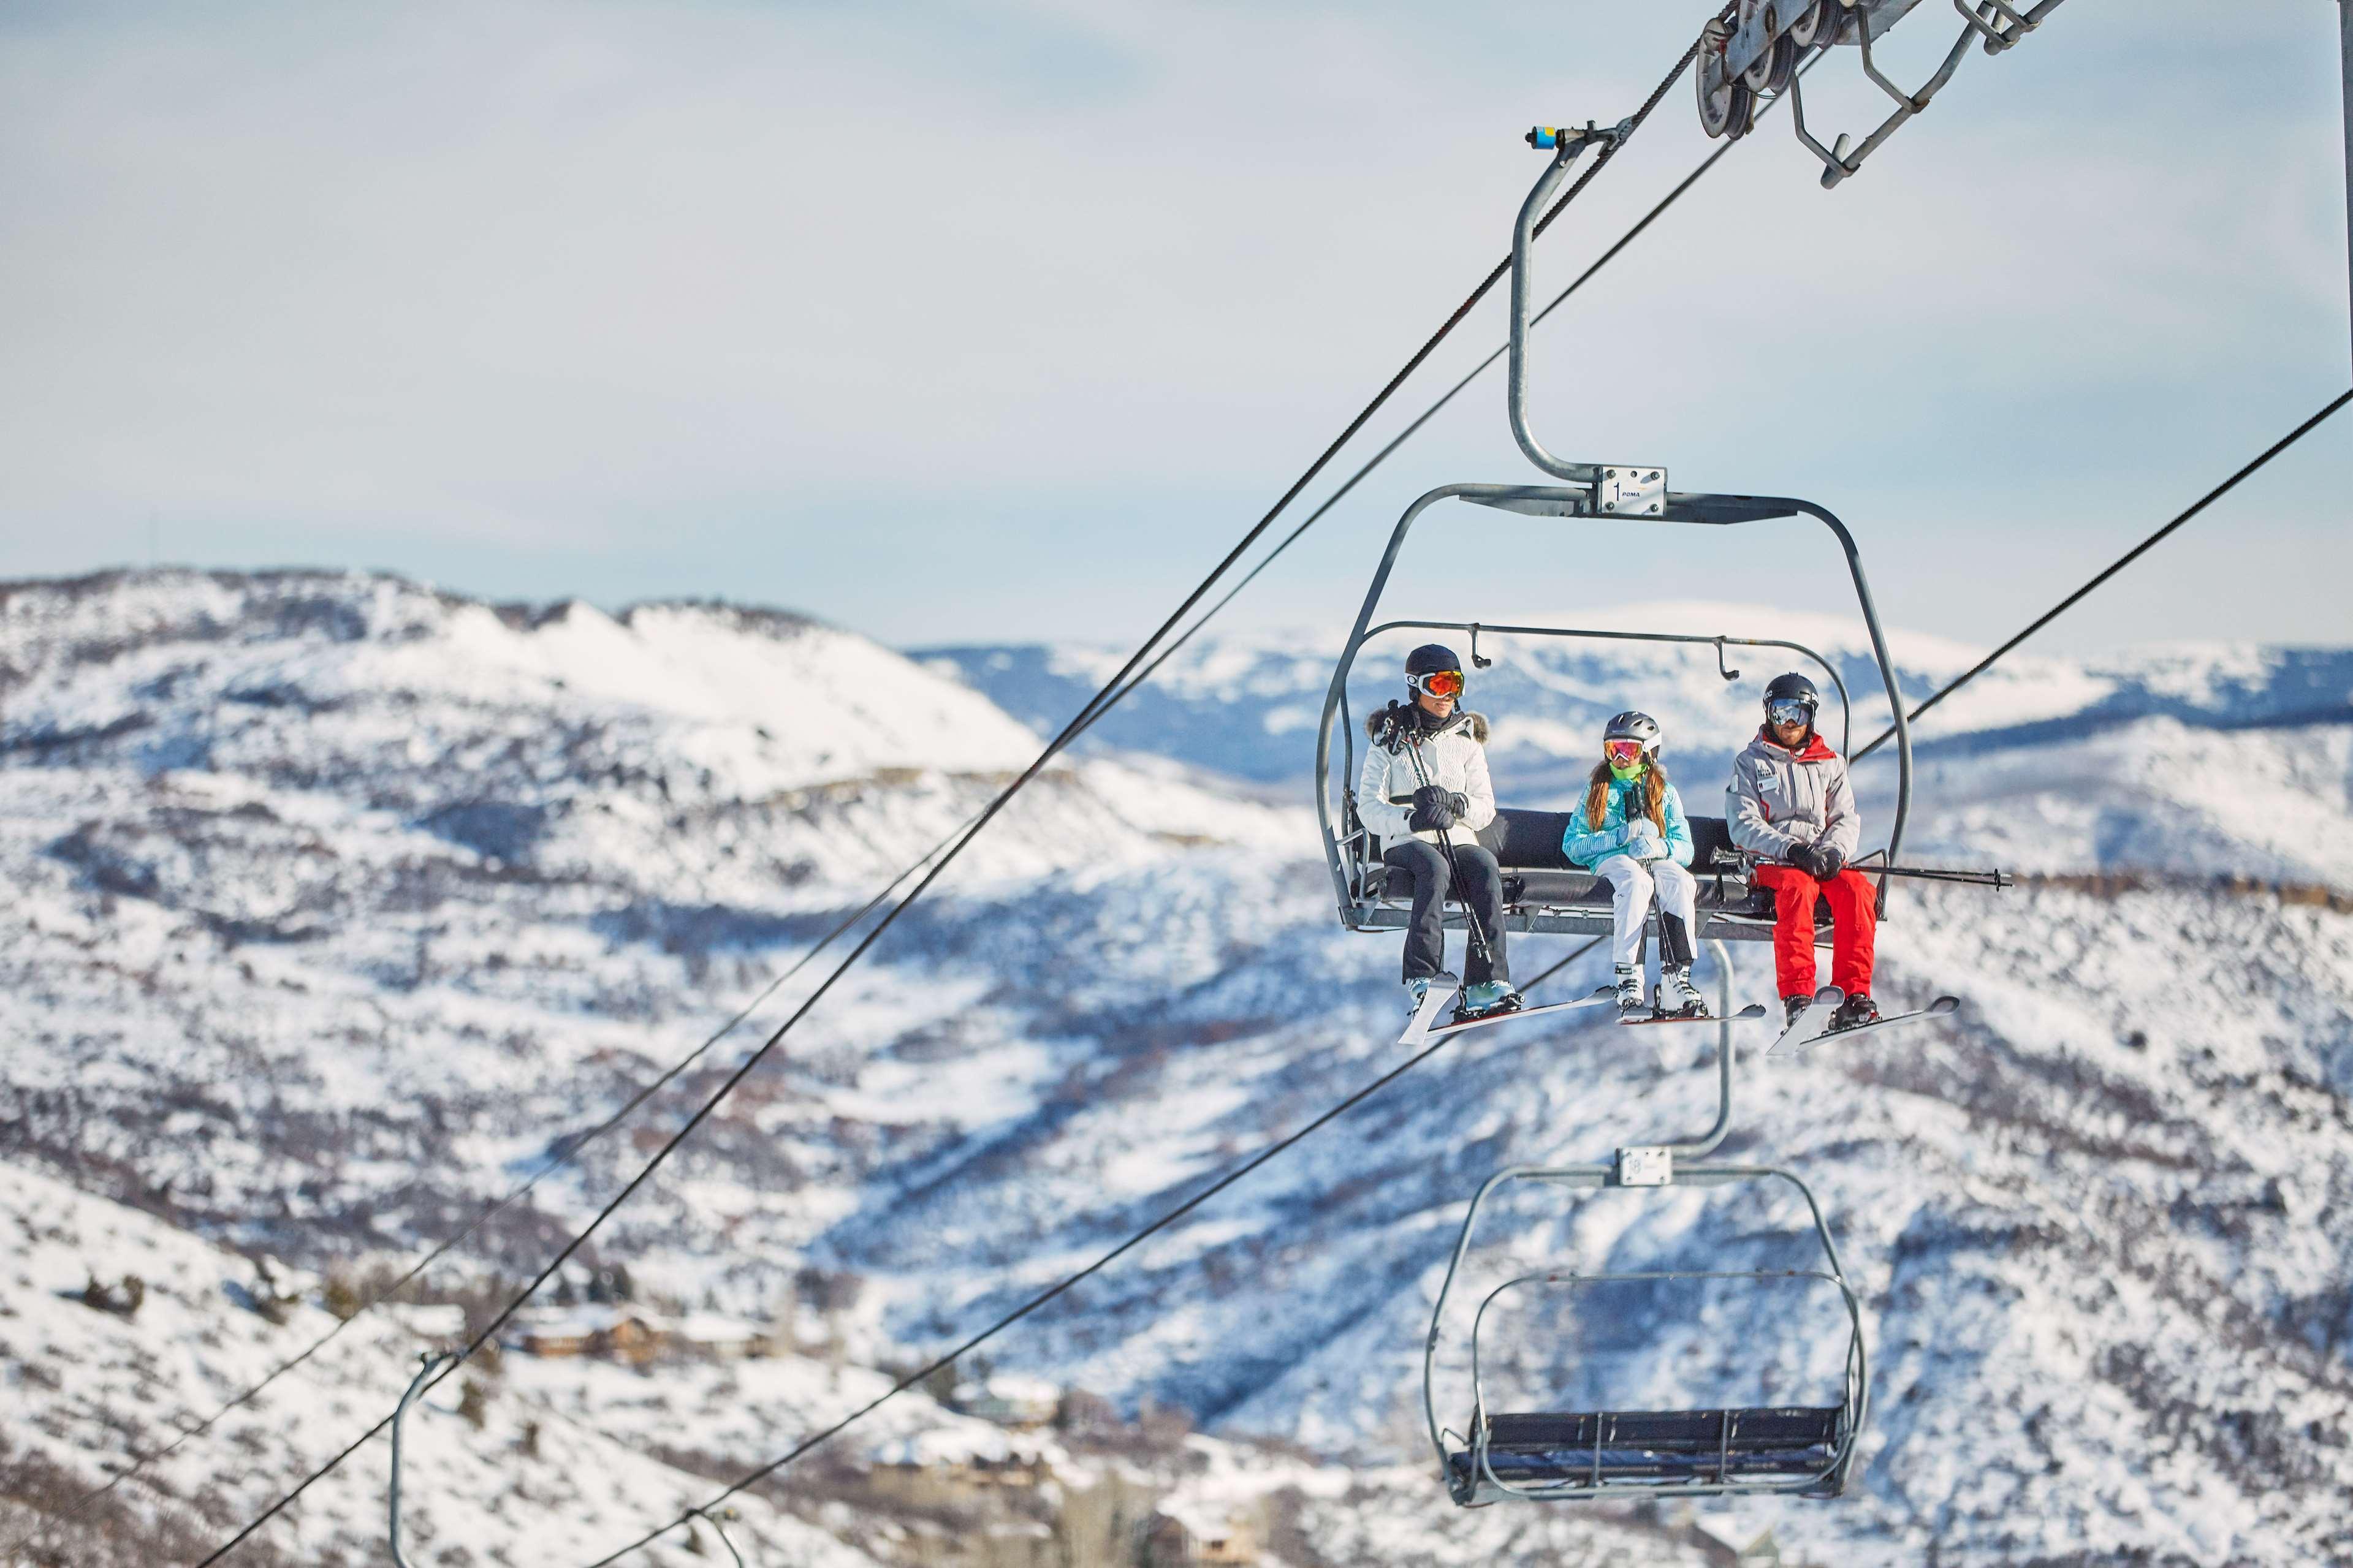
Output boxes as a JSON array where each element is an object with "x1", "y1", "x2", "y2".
[{"x1": 1, "y1": 569, "x2": 2350, "y2": 1566}]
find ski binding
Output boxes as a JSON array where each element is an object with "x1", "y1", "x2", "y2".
[{"x1": 1781, "y1": 994, "x2": 1962, "y2": 1057}]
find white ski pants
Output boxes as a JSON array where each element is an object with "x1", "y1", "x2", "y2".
[{"x1": 1597, "y1": 855, "x2": 1697, "y2": 968}]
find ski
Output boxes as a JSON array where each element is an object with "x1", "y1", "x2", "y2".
[
  {"x1": 1619, "y1": 987, "x2": 1769, "y2": 1034},
  {"x1": 1425, "y1": 993, "x2": 1614, "y2": 1041},
  {"x1": 1764, "y1": 986, "x2": 1846, "y2": 1058},
  {"x1": 1617, "y1": 1002, "x2": 1766, "y2": 1028},
  {"x1": 1781, "y1": 994, "x2": 1962, "y2": 1056},
  {"x1": 1397, "y1": 975, "x2": 1462, "y2": 1047}
]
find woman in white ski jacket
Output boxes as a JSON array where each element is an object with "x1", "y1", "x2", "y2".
[{"x1": 1356, "y1": 643, "x2": 1516, "y2": 1019}]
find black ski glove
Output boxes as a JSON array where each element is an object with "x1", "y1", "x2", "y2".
[
  {"x1": 1787, "y1": 843, "x2": 1825, "y2": 877},
  {"x1": 1408, "y1": 785, "x2": 1462, "y2": 833},
  {"x1": 1812, "y1": 846, "x2": 1846, "y2": 881}
]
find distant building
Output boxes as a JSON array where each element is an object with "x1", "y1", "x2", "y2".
[
  {"x1": 949, "y1": 1373, "x2": 1062, "y2": 1429},
  {"x1": 671, "y1": 1312, "x2": 777, "y2": 1361},
  {"x1": 1143, "y1": 1501, "x2": 1259, "y2": 1566},
  {"x1": 506, "y1": 1305, "x2": 669, "y2": 1363}
]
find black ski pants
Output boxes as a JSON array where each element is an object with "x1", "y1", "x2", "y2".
[{"x1": 1383, "y1": 839, "x2": 1509, "y2": 987}]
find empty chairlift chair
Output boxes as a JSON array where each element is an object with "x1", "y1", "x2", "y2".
[{"x1": 1422, "y1": 1161, "x2": 1869, "y2": 1505}]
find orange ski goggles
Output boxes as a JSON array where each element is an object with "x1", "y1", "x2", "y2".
[{"x1": 1408, "y1": 668, "x2": 1464, "y2": 699}]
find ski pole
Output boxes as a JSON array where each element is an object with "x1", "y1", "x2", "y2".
[{"x1": 1390, "y1": 716, "x2": 1494, "y2": 965}]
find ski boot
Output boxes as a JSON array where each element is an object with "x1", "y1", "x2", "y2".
[
  {"x1": 1613, "y1": 964, "x2": 1648, "y2": 1018},
  {"x1": 1782, "y1": 994, "x2": 1812, "y2": 1031},
  {"x1": 1830, "y1": 993, "x2": 1880, "y2": 1032},
  {"x1": 1655, "y1": 964, "x2": 1708, "y2": 1020},
  {"x1": 1456, "y1": 980, "x2": 1522, "y2": 1021},
  {"x1": 1402, "y1": 976, "x2": 1434, "y2": 1022}
]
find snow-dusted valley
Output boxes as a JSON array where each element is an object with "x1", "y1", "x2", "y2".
[{"x1": 3, "y1": 569, "x2": 2351, "y2": 1567}]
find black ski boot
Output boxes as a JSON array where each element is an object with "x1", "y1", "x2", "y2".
[
  {"x1": 1830, "y1": 993, "x2": 1880, "y2": 1032},
  {"x1": 1782, "y1": 994, "x2": 1812, "y2": 1031}
]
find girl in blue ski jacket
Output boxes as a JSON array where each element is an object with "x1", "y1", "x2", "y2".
[{"x1": 1561, "y1": 711, "x2": 1706, "y2": 1018}]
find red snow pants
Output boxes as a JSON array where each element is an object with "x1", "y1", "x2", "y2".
[{"x1": 1753, "y1": 863, "x2": 1877, "y2": 999}]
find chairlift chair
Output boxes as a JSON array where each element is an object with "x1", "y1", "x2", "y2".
[
  {"x1": 1418, "y1": 950, "x2": 1868, "y2": 1506},
  {"x1": 1314, "y1": 121, "x2": 1919, "y2": 951},
  {"x1": 1422, "y1": 1161, "x2": 1868, "y2": 1505}
]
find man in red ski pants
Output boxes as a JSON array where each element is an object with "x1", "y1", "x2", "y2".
[{"x1": 1726, "y1": 673, "x2": 1880, "y2": 1032}]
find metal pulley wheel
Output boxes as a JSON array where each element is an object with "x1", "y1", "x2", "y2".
[
  {"x1": 1742, "y1": 30, "x2": 1800, "y2": 94},
  {"x1": 1697, "y1": 26, "x2": 1754, "y2": 139},
  {"x1": 1784, "y1": 0, "x2": 1839, "y2": 51}
]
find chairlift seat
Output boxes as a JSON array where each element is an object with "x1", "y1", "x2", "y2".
[
  {"x1": 1445, "y1": 1406, "x2": 1849, "y2": 1501},
  {"x1": 1351, "y1": 808, "x2": 1834, "y2": 945}
]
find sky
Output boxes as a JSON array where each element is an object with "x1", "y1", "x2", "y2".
[{"x1": 2, "y1": 0, "x2": 2349, "y2": 657}]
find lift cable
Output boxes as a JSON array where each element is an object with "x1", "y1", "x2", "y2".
[
  {"x1": 574, "y1": 387, "x2": 2353, "y2": 1564},
  {"x1": 28, "y1": 833, "x2": 955, "y2": 1537},
  {"x1": 43, "y1": 36, "x2": 1745, "y2": 1555},
  {"x1": 186, "y1": 31, "x2": 1711, "y2": 1567},
  {"x1": 575, "y1": 997, "x2": 1510, "y2": 1567},
  {"x1": 1850, "y1": 388, "x2": 2353, "y2": 763}
]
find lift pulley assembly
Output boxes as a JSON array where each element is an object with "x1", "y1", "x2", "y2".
[{"x1": 1700, "y1": 0, "x2": 2069, "y2": 187}]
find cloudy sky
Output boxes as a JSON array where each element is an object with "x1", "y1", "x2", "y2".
[{"x1": 2, "y1": 1, "x2": 2347, "y2": 654}]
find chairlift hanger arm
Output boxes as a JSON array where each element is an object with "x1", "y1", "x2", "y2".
[{"x1": 1507, "y1": 126, "x2": 1667, "y2": 498}]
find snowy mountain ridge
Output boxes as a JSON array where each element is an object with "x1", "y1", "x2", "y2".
[
  {"x1": 917, "y1": 608, "x2": 2353, "y2": 794},
  {"x1": 2, "y1": 569, "x2": 2351, "y2": 1567}
]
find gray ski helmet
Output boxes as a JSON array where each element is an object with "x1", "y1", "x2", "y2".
[
  {"x1": 1762, "y1": 672, "x2": 1820, "y2": 722},
  {"x1": 1604, "y1": 710, "x2": 1662, "y2": 754}
]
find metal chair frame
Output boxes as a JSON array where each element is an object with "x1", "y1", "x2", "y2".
[
  {"x1": 1314, "y1": 125, "x2": 1912, "y2": 947},
  {"x1": 1423, "y1": 1162, "x2": 1869, "y2": 1506}
]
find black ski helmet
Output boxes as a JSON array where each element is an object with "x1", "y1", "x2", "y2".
[
  {"x1": 1404, "y1": 643, "x2": 1465, "y2": 699},
  {"x1": 1604, "y1": 710, "x2": 1662, "y2": 754},
  {"x1": 1762, "y1": 672, "x2": 1820, "y2": 724}
]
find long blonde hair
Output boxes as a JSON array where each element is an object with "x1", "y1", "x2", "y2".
[{"x1": 1584, "y1": 756, "x2": 1668, "y2": 831}]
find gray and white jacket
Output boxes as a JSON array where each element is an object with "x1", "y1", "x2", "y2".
[
  {"x1": 1356, "y1": 706, "x2": 1497, "y2": 854},
  {"x1": 1726, "y1": 727, "x2": 1862, "y2": 862}
]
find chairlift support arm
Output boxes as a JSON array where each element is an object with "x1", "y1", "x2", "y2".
[{"x1": 390, "y1": 1352, "x2": 458, "y2": 1568}]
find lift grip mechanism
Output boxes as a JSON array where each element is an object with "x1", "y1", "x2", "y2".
[{"x1": 1525, "y1": 119, "x2": 1629, "y2": 154}]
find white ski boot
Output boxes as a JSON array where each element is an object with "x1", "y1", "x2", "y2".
[
  {"x1": 1613, "y1": 964, "x2": 1648, "y2": 1018},
  {"x1": 1656, "y1": 963, "x2": 1709, "y2": 1020}
]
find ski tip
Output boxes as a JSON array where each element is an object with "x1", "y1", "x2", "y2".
[
  {"x1": 1927, "y1": 994, "x2": 1961, "y2": 1017},
  {"x1": 1731, "y1": 1004, "x2": 1767, "y2": 1021},
  {"x1": 1812, "y1": 985, "x2": 1844, "y2": 1007}
]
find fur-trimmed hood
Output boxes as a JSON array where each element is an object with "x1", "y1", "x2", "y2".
[{"x1": 1365, "y1": 702, "x2": 1488, "y2": 746}]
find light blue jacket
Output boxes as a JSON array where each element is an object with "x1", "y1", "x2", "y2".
[{"x1": 1561, "y1": 771, "x2": 1693, "y2": 871}]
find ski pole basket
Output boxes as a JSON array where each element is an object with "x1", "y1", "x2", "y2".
[{"x1": 1423, "y1": 1163, "x2": 1869, "y2": 1506}]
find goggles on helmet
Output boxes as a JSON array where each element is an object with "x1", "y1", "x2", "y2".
[
  {"x1": 1766, "y1": 699, "x2": 1814, "y2": 727},
  {"x1": 1408, "y1": 668, "x2": 1464, "y2": 699},
  {"x1": 1603, "y1": 738, "x2": 1646, "y2": 764}
]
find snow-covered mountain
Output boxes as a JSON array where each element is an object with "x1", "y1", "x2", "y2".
[
  {"x1": 917, "y1": 608, "x2": 2353, "y2": 801},
  {"x1": 4, "y1": 570, "x2": 2351, "y2": 1567}
]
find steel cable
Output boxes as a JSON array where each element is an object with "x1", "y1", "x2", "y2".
[
  {"x1": 183, "y1": 31, "x2": 1711, "y2": 1567},
  {"x1": 35, "y1": 36, "x2": 1746, "y2": 1555},
  {"x1": 1851, "y1": 389, "x2": 2353, "y2": 762}
]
